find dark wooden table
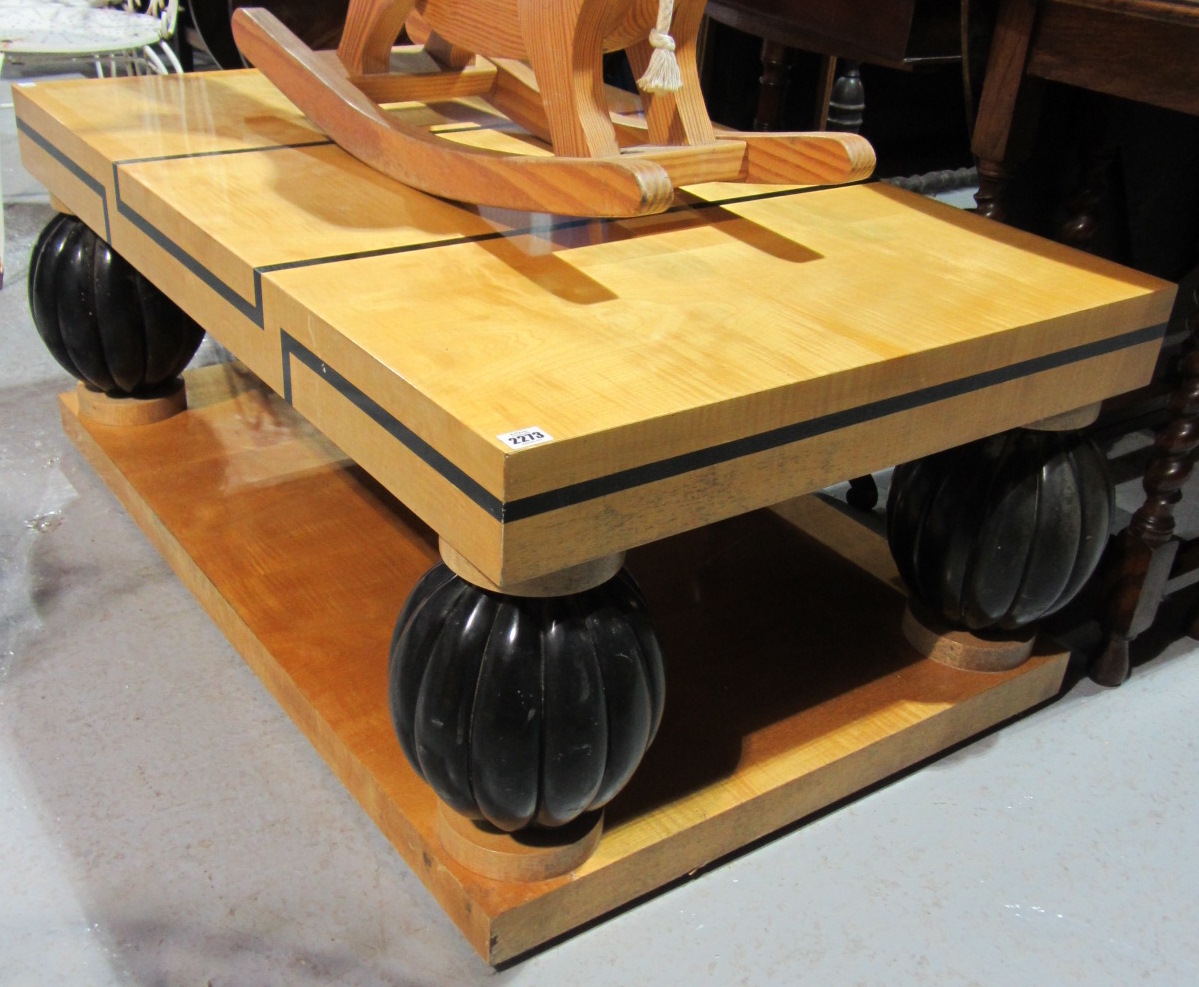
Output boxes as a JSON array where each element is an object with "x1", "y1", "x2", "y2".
[
  {"x1": 703, "y1": 0, "x2": 962, "y2": 130},
  {"x1": 971, "y1": 0, "x2": 1199, "y2": 684}
]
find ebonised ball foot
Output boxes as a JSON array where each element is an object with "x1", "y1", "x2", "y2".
[
  {"x1": 887, "y1": 428, "x2": 1112, "y2": 635},
  {"x1": 388, "y1": 563, "x2": 665, "y2": 855},
  {"x1": 29, "y1": 213, "x2": 205, "y2": 396}
]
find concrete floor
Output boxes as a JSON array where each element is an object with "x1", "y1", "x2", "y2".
[{"x1": 2, "y1": 67, "x2": 1198, "y2": 987}]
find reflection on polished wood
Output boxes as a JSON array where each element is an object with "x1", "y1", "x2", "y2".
[{"x1": 58, "y1": 364, "x2": 1070, "y2": 963}]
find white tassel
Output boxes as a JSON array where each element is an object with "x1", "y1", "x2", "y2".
[{"x1": 637, "y1": 0, "x2": 682, "y2": 95}]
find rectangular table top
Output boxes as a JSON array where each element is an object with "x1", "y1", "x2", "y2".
[{"x1": 15, "y1": 69, "x2": 1176, "y2": 585}]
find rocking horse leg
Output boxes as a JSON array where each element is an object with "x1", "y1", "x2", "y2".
[
  {"x1": 233, "y1": 7, "x2": 675, "y2": 217},
  {"x1": 338, "y1": 0, "x2": 417, "y2": 75},
  {"x1": 625, "y1": 0, "x2": 715, "y2": 147},
  {"x1": 518, "y1": 0, "x2": 623, "y2": 158}
]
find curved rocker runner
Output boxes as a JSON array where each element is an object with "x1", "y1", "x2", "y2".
[{"x1": 232, "y1": 0, "x2": 876, "y2": 217}]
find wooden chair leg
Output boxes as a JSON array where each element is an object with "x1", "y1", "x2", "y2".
[
  {"x1": 1093, "y1": 295, "x2": 1199, "y2": 685},
  {"x1": 974, "y1": 157, "x2": 1011, "y2": 221},
  {"x1": 753, "y1": 38, "x2": 791, "y2": 132},
  {"x1": 813, "y1": 54, "x2": 836, "y2": 130},
  {"x1": 1057, "y1": 93, "x2": 1118, "y2": 251},
  {"x1": 970, "y1": 0, "x2": 1038, "y2": 219},
  {"x1": 846, "y1": 475, "x2": 879, "y2": 511}
]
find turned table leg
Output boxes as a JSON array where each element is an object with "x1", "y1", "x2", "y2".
[
  {"x1": 827, "y1": 60, "x2": 864, "y2": 134},
  {"x1": 974, "y1": 158, "x2": 1013, "y2": 223},
  {"x1": 887, "y1": 408, "x2": 1111, "y2": 669},
  {"x1": 970, "y1": 0, "x2": 1039, "y2": 222},
  {"x1": 388, "y1": 544, "x2": 664, "y2": 881},
  {"x1": 753, "y1": 38, "x2": 791, "y2": 132},
  {"x1": 1092, "y1": 293, "x2": 1199, "y2": 685}
]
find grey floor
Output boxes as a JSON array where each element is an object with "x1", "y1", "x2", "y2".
[{"x1": 2, "y1": 66, "x2": 1198, "y2": 987}]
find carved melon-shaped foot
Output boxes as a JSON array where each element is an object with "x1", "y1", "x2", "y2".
[
  {"x1": 29, "y1": 213, "x2": 205, "y2": 404},
  {"x1": 887, "y1": 430, "x2": 1113, "y2": 647},
  {"x1": 389, "y1": 562, "x2": 664, "y2": 876}
]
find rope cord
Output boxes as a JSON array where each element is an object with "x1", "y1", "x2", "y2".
[{"x1": 636, "y1": 0, "x2": 682, "y2": 94}]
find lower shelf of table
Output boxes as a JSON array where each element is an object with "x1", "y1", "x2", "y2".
[{"x1": 58, "y1": 364, "x2": 1070, "y2": 965}]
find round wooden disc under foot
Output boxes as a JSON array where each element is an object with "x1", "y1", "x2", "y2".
[
  {"x1": 436, "y1": 802, "x2": 603, "y2": 883},
  {"x1": 902, "y1": 599, "x2": 1034, "y2": 672},
  {"x1": 76, "y1": 379, "x2": 187, "y2": 427}
]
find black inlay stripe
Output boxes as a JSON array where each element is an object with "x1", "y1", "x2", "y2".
[
  {"x1": 17, "y1": 123, "x2": 1168, "y2": 524},
  {"x1": 113, "y1": 166, "x2": 264, "y2": 325},
  {"x1": 280, "y1": 323, "x2": 1165, "y2": 524},
  {"x1": 503, "y1": 322, "x2": 1167, "y2": 521},
  {"x1": 113, "y1": 139, "x2": 334, "y2": 167},
  {"x1": 280, "y1": 332, "x2": 505, "y2": 520},
  {"x1": 256, "y1": 217, "x2": 595, "y2": 275},
  {"x1": 17, "y1": 117, "x2": 111, "y2": 240},
  {"x1": 675, "y1": 181, "x2": 872, "y2": 210},
  {"x1": 254, "y1": 184, "x2": 849, "y2": 277}
]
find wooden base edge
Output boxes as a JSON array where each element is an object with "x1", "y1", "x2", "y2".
[
  {"x1": 902, "y1": 600, "x2": 1035, "y2": 672},
  {"x1": 76, "y1": 379, "x2": 187, "y2": 427},
  {"x1": 437, "y1": 803, "x2": 603, "y2": 883}
]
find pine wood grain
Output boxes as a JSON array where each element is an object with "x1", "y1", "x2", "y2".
[
  {"x1": 338, "y1": 0, "x2": 417, "y2": 74},
  {"x1": 627, "y1": 0, "x2": 714, "y2": 146},
  {"x1": 238, "y1": 0, "x2": 873, "y2": 214},
  {"x1": 517, "y1": 0, "x2": 625, "y2": 158},
  {"x1": 233, "y1": 7, "x2": 676, "y2": 217},
  {"x1": 58, "y1": 364, "x2": 1071, "y2": 964},
  {"x1": 339, "y1": 50, "x2": 499, "y2": 103}
]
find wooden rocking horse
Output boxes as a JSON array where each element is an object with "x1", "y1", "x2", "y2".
[{"x1": 232, "y1": 0, "x2": 876, "y2": 217}]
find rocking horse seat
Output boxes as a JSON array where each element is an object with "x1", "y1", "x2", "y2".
[{"x1": 233, "y1": 0, "x2": 875, "y2": 217}]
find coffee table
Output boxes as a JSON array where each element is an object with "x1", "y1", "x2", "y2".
[{"x1": 14, "y1": 67, "x2": 1175, "y2": 962}]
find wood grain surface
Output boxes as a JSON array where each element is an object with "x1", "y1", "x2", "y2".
[
  {"x1": 58, "y1": 364, "x2": 1071, "y2": 963},
  {"x1": 16, "y1": 69, "x2": 1175, "y2": 584}
]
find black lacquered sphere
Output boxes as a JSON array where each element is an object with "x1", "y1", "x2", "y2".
[
  {"x1": 389, "y1": 565, "x2": 665, "y2": 832},
  {"x1": 887, "y1": 429, "x2": 1112, "y2": 631},
  {"x1": 29, "y1": 213, "x2": 204, "y2": 395}
]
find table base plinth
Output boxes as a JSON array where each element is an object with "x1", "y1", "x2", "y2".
[
  {"x1": 902, "y1": 600, "x2": 1037, "y2": 672},
  {"x1": 58, "y1": 364, "x2": 1070, "y2": 965},
  {"x1": 436, "y1": 803, "x2": 605, "y2": 884},
  {"x1": 75, "y1": 378, "x2": 187, "y2": 427}
]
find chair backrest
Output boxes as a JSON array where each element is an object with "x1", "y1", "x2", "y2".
[{"x1": 117, "y1": 0, "x2": 179, "y2": 40}]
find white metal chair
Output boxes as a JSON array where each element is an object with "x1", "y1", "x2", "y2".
[
  {"x1": 0, "y1": 0, "x2": 183, "y2": 78},
  {"x1": 0, "y1": 1, "x2": 182, "y2": 287}
]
